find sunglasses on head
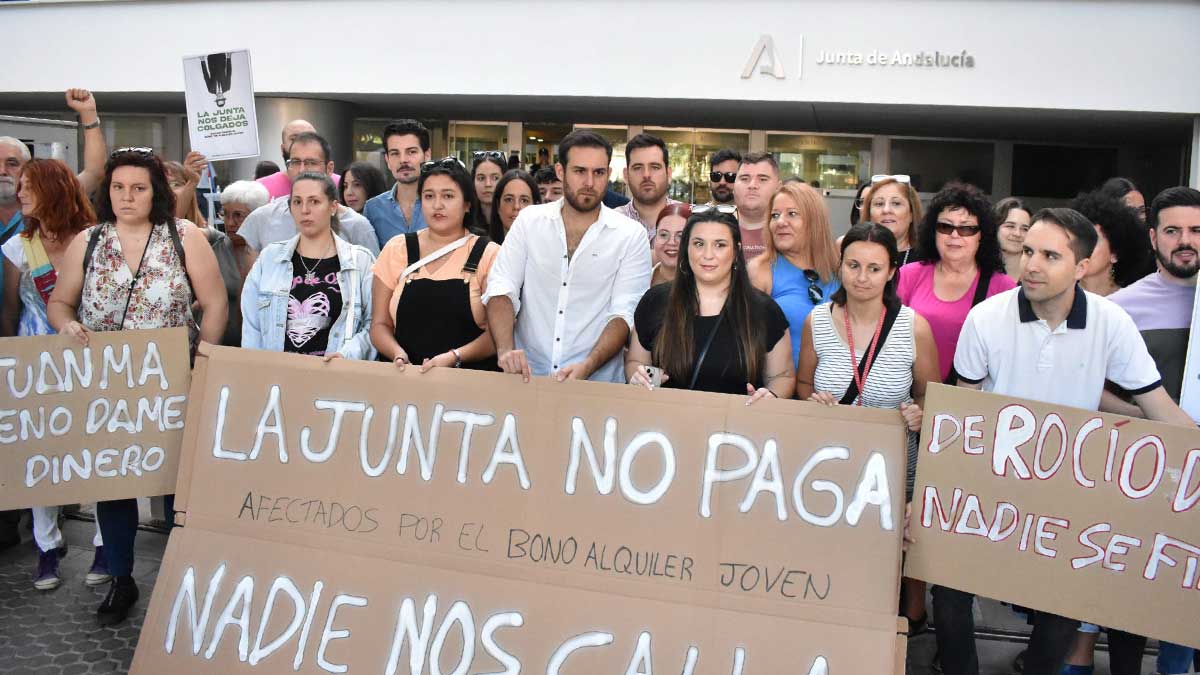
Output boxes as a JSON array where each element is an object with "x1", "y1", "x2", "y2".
[
  {"x1": 935, "y1": 222, "x2": 982, "y2": 237},
  {"x1": 472, "y1": 150, "x2": 506, "y2": 162},
  {"x1": 710, "y1": 171, "x2": 738, "y2": 183},
  {"x1": 803, "y1": 269, "x2": 825, "y2": 304},
  {"x1": 421, "y1": 156, "x2": 465, "y2": 174},
  {"x1": 691, "y1": 204, "x2": 738, "y2": 216},
  {"x1": 109, "y1": 146, "x2": 155, "y2": 159},
  {"x1": 871, "y1": 174, "x2": 911, "y2": 185}
]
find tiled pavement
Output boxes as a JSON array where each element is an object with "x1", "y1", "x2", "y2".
[{"x1": 0, "y1": 516, "x2": 1167, "y2": 675}]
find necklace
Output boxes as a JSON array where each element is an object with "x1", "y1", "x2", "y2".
[
  {"x1": 844, "y1": 303, "x2": 886, "y2": 406},
  {"x1": 899, "y1": 248, "x2": 912, "y2": 267},
  {"x1": 297, "y1": 238, "x2": 335, "y2": 284}
]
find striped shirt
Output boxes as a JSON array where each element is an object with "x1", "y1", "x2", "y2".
[{"x1": 811, "y1": 303, "x2": 920, "y2": 496}]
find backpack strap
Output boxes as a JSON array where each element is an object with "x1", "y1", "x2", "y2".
[{"x1": 462, "y1": 235, "x2": 491, "y2": 275}]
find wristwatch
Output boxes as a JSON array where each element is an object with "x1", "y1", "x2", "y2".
[
  {"x1": 82, "y1": 119, "x2": 101, "y2": 130},
  {"x1": 451, "y1": 348, "x2": 463, "y2": 368}
]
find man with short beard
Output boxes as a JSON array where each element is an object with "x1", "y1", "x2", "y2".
[
  {"x1": 1108, "y1": 187, "x2": 1200, "y2": 405},
  {"x1": 616, "y1": 133, "x2": 679, "y2": 239},
  {"x1": 707, "y1": 148, "x2": 741, "y2": 205},
  {"x1": 484, "y1": 129, "x2": 651, "y2": 384},
  {"x1": 363, "y1": 119, "x2": 431, "y2": 247},
  {"x1": 1102, "y1": 186, "x2": 1200, "y2": 675}
]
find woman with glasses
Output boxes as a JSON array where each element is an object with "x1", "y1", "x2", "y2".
[
  {"x1": 993, "y1": 196, "x2": 1032, "y2": 279},
  {"x1": 490, "y1": 169, "x2": 541, "y2": 244},
  {"x1": 860, "y1": 175, "x2": 925, "y2": 266},
  {"x1": 897, "y1": 182, "x2": 1014, "y2": 384},
  {"x1": 217, "y1": 180, "x2": 270, "y2": 280},
  {"x1": 472, "y1": 151, "x2": 507, "y2": 235},
  {"x1": 241, "y1": 171, "x2": 376, "y2": 360},
  {"x1": 625, "y1": 209, "x2": 794, "y2": 401},
  {"x1": 372, "y1": 157, "x2": 500, "y2": 371},
  {"x1": 651, "y1": 203, "x2": 691, "y2": 286},
  {"x1": 1, "y1": 159, "x2": 110, "y2": 594},
  {"x1": 48, "y1": 147, "x2": 228, "y2": 626},
  {"x1": 748, "y1": 182, "x2": 840, "y2": 368}
]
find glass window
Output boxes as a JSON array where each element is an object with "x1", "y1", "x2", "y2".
[
  {"x1": 448, "y1": 122, "x2": 507, "y2": 165},
  {"x1": 102, "y1": 116, "x2": 166, "y2": 157},
  {"x1": 523, "y1": 123, "x2": 573, "y2": 171},
  {"x1": 576, "y1": 125, "x2": 629, "y2": 195},
  {"x1": 766, "y1": 133, "x2": 872, "y2": 191},
  {"x1": 645, "y1": 127, "x2": 750, "y2": 203},
  {"x1": 890, "y1": 138, "x2": 994, "y2": 193}
]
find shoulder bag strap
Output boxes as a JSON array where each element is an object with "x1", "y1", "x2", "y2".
[
  {"x1": 399, "y1": 234, "x2": 470, "y2": 281},
  {"x1": 166, "y1": 220, "x2": 197, "y2": 301},
  {"x1": 687, "y1": 311, "x2": 725, "y2": 391},
  {"x1": 82, "y1": 225, "x2": 105, "y2": 276},
  {"x1": 838, "y1": 303, "x2": 902, "y2": 406}
]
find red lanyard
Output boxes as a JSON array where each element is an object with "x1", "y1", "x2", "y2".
[{"x1": 844, "y1": 305, "x2": 886, "y2": 406}]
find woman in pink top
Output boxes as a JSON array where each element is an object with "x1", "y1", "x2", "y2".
[{"x1": 897, "y1": 182, "x2": 1015, "y2": 383}]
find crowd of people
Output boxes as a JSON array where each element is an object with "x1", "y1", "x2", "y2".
[{"x1": 1, "y1": 91, "x2": 1199, "y2": 675}]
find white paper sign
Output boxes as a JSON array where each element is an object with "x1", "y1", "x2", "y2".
[
  {"x1": 182, "y1": 50, "x2": 259, "y2": 161},
  {"x1": 1178, "y1": 281, "x2": 1200, "y2": 423}
]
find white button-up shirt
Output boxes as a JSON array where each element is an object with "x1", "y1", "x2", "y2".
[{"x1": 483, "y1": 200, "x2": 652, "y2": 383}]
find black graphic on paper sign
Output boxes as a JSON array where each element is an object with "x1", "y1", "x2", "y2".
[{"x1": 201, "y1": 52, "x2": 234, "y2": 108}]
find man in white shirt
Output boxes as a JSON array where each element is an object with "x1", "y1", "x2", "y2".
[
  {"x1": 936, "y1": 207, "x2": 1192, "y2": 675},
  {"x1": 484, "y1": 129, "x2": 652, "y2": 383},
  {"x1": 239, "y1": 132, "x2": 379, "y2": 255}
]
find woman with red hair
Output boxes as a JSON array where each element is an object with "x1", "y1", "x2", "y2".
[{"x1": 0, "y1": 158, "x2": 108, "y2": 592}]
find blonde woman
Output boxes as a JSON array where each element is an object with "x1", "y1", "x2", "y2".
[{"x1": 748, "y1": 181, "x2": 841, "y2": 367}]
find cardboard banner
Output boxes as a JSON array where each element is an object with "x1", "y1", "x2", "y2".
[
  {"x1": 182, "y1": 49, "x2": 260, "y2": 161},
  {"x1": 0, "y1": 328, "x2": 191, "y2": 509},
  {"x1": 132, "y1": 344, "x2": 910, "y2": 673},
  {"x1": 906, "y1": 384, "x2": 1200, "y2": 649}
]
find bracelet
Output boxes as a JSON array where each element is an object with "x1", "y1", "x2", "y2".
[
  {"x1": 451, "y1": 348, "x2": 463, "y2": 368},
  {"x1": 766, "y1": 389, "x2": 778, "y2": 398},
  {"x1": 82, "y1": 119, "x2": 100, "y2": 130}
]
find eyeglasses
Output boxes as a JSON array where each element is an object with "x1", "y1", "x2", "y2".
[
  {"x1": 710, "y1": 171, "x2": 738, "y2": 183},
  {"x1": 421, "y1": 156, "x2": 465, "y2": 174},
  {"x1": 934, "y1": 222, "x2": 982, "y2": 237},
  {"x1": 655, "y1": 231, "x2": 683, "y2": 243},
  {"x1": 285, "y1": 158, "x2": 326, "y2": 170},
  {"x1": 110, "y1": 147, "x2": 154, "y2": 159},
  {"x1": 472, "y1": 150, "x2": 506, "y2": 162},
  {"x1": 871, "y1": 174, "x2": 911, "y2": 185},
  {"x1": 691, "y1": 204, "x2": 738, "y2": 216},
  {"x1": 803, "y1": 269, "x2": 825, "y2": 304}
]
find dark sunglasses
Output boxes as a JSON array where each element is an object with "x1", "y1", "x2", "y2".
[
  {"x1": 803, "y1": 269, "x2": 825, "y2": 304},
  {"x1": 710, "y1": 171, "x2": 738, "y2": 183},
  {"x1": 692, "y1": 204, "x2": 737, "y2": 216},
  {"x1": 934, "y1": 222, "x2": 982, "y2": 237},
  {"x1": 421, "y1": 156, "x2": 464, "y2": 174},
  {"x1": 472, "y1": 150, "x2": 506, "y2": 162},
  {"x1": 109, "y1": 146, "x2": 155, "y2": 159}
]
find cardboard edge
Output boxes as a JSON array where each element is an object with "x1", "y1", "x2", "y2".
[
  {"x1": 172, "y1": 346, "x2": 211, "y2": 513},
  {"x1": 893, "y1": 617, "x2": 910, "y2": 675}
]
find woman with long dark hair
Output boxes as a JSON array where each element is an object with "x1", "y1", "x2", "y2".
[
  {"x1": 490, "y1": 169, "x2": 541, "y2": 244},
  {"x1": 339, "y1": 161, "x2": 387, "y2": 214},
  {"x1": 472, "y1": 150, "x2": 507, "y2": 235},
  {"x1": 993, "y1": 196, "x2": 1032, "y2": 279},
  {"x1": 48, "y1": 147, "x2": 227, "y2": 626},
  {"x1": 899, "y1": 181, "x2": 1015, "y2": 383},
  {"x1": 625, "y1": 210, "x2": 793, "y2": 400},
  {"x1": 1, "y1": 159, "x2": 108, "y2": 592},
  {"x1": 372, "y1": 157, "x2": 500, "y2": 371}
]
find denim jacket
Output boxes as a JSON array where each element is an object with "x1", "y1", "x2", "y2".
[{"x1": 241, "y1": 233, "x2": 377, "y2": 360}]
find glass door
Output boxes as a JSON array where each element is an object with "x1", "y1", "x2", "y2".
[{"x1": 645, "y1": 127, "x2": 750, "y2": 203}]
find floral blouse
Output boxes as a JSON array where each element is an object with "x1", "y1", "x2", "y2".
[{"x1": 78, "y1": 221, "x2": 196, "y2": 345}]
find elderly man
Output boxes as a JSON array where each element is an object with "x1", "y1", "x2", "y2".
[
  {"x1": 256, "y1": 119, "x2": 341, "y2": 199},
  {"x1": 238, "y1": 131, "x2": 379, "y2": 254}
]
